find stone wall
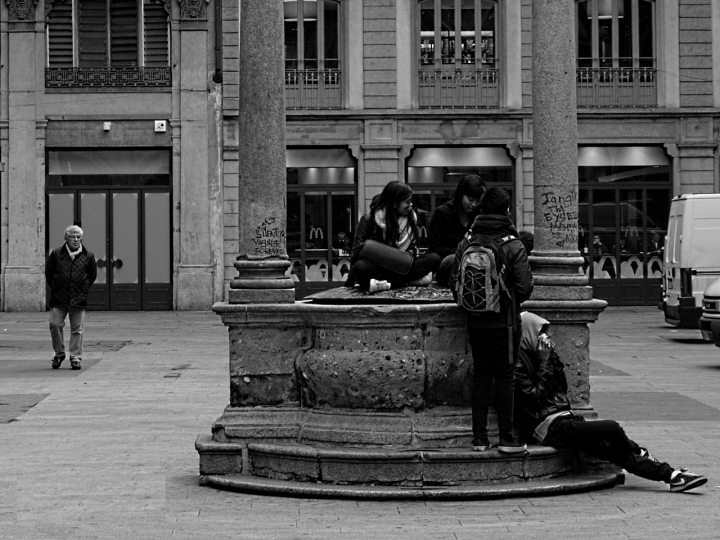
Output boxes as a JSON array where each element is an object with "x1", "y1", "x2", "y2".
[{"x1": 679, "y1": 0, "x2": 713, "y2": 107}]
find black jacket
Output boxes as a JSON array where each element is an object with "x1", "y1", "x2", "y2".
[
  {"x1": 448, "y1": 214, "x2": 533, "y2": 328},
  {"x1": 514, "y1": 348, "x2": 572, "y2": 443},
  {"x1": 45, "y1": 245, "x2": 98, "y2": 308},
  {"x1": 427, "y1": 200, "x2": 473, "y2": 259}
]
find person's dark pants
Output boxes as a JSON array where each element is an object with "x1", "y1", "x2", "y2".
[
  {"x1": 468, "y1": 325, "x2": 521, "y2": 445},
  {"x1": 544, "y1": 417, "x2": 674, "y2": 482},
  {"x1": 353, "y1": 252, "x2": 441, "y2": 291},
  {"x1": 435, "y1": 254, "x2": 455, "y2": 288}
]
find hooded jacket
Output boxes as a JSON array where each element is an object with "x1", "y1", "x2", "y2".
[
  {"x1": 45, "y1": 244, "x2": 98, "y2": 308},
  {"x1": 448, "y1": 214, "x2": 533, "y2": 328},
  {"x1": 514, "y1": 312, "x2": 572, "y2": 443}
]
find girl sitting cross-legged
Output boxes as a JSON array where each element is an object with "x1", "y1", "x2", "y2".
[{"x1": 345, "y1": 181, "x2": 441, "y2": 293}]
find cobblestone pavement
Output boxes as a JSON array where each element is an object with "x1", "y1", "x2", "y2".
[{"x1": 0, "y1": 307, "x2": 718, "y2": 539}]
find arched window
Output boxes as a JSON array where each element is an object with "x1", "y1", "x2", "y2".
[
  {"x1": 284, "y1": 0, "x2": 342, "y2": 109},
  {"x1": 576, "y1": 0, "x2": 656, "y2": 107},
  {"x1": 417, "y1": 0, "x2": 499, "y2": 108}
]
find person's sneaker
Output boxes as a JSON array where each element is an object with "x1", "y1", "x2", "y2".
[
  {"x1": 407, "y1": 272, "x2": 433, "y2": 287},
  {"x1": 668, "y1": 469, "x2": 708, "y2": 493},
  {"x1": 639, "y1": 447, "x2": 659, "y2": 463},
  {"x1": 51, "y1": 355, "x2": 65, "y2": 369},
  {"x1": 70, "y1": 358, "x2": 81, "y2": 370},
  {"x1": 369, "y1": 279, "x2": 391, "y2": 294},
  {"x1": 498, "y1": 440, "x2": 528, "y2": 455},
  {"x1": 472, "y1": 439, "x2": 490, "y2": 452}
]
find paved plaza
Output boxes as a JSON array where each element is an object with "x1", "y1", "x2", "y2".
[{"x1": 0, "y1": 307, "x2": 718, "y2": 539}]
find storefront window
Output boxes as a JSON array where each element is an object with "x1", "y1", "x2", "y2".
[
  {"x1": 578, "y1": 146, "x2": 670, "y2": 305},
  {"x1": 286, "y1": 148, "x2": 357, "y2": 298}
]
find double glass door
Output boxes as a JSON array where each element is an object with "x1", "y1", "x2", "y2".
[{"x1": 47, "y1": 189, "x2": 172, "y2": 310}]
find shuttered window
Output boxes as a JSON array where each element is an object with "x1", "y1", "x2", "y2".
[
  {"x1": 46, "y1": 0, "x2": 170, "y2": 68},
  {"x1": 47, "y1": 1, "x2": 74, "y2": 67}
]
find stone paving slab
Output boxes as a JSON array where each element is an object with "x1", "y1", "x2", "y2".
[{"x1": 0, "y1": 308, "x2": 718, "y2": 539}]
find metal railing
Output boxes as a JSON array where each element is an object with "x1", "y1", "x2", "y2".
[
  {"x1": 418, "y1": 68, "x2": 499, "y2": 109},
  {"x1": 45, "y1": 67, "x2": 171, "y2": 88},
  {"x1": 577, "y1": 67, "x2": 657, "y2": 108},
  {"x1": 285, "y1": 69, "x2": 342, "y2": 110}
]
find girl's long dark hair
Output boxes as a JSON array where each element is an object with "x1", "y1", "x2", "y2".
[
  {"x1": 370, "y1": 181, "x2": 418, "y2": 247},
  {"x1": 453, "y1": 174, "x2": 486, "y2": 216}
]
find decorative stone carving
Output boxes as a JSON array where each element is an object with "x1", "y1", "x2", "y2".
[
  {"x1": 177, "y1": 0, "x2": 209, "y2": 19},
  {"x1": 6, "y1": 0, "x2": 39, "y2": 21}
]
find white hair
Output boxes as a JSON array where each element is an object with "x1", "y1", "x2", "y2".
[{"x1": 64, "y1": 225, "x2": 83, "y2": 237}]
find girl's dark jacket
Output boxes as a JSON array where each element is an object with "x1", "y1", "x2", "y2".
[
  {"x1": 427, "y1": 200, "x2": 474, "y2": 259},
  {"x1": 447, "y1": 214, "x2": 533, "y2": 328},
  {"x1": 45, "y1": 245, "x2": 98, "y2": 308}
]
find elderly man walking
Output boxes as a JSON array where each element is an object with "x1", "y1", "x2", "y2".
[{"x1": 45, "y1": 225, "x2": 97, "y2": 370}]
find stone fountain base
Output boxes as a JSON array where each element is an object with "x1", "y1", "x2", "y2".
[{"x1": 198, "y1": 296, "x2": 619, "y2": 499}]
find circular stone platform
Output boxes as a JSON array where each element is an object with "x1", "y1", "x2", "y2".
[{"x1": 196, "y1": 436, "x2": 623, "y2": 500}]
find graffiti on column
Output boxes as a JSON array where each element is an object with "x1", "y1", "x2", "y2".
[
  {"x1": 253, "y1": 216, "x2": 286, "y2": 256},
  {"x1": 540, "y1": 189, "x2": 578, "y2": 247}
]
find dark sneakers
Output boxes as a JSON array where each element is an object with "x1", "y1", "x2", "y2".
[
  {"x1": 51, "y1": 355, "x2": 65, "y2": 369},
  {"x1": 70, "y1": 358, "x2": 81, "y2": 370},
  {"x1": 668, "y1": 469, "x2": 708, "y2": 493},
  {"x1": 498, "y1": 440, "x2": 528, "y2": 455},
  {"x1": 472, "y1": 439, "x2": 490, "y2": 452}
]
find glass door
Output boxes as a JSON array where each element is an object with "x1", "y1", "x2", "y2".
[{"x1": 111, "y1": 191, "x2": 141, "y2": 310}]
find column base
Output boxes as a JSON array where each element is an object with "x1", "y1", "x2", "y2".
[
  {"x1": 177, "y1": 265, "x2": 214, "y2": 310},
  {"x1": 229, "y1": 259, "x2": 295, "y2": 304},
  {"x1": 2, "y1": 267, "x2": 46, "y2": 311}
]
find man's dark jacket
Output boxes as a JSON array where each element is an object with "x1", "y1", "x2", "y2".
[
  {"x1": 448, "y1": 214, "x2": 533, "y2": 328},
  {"x1": 514, "y1": 348, "x2": 572, "y2": 443},
  {"x1": 427, "y1": 200, "x2": 474, "y2": 259},
  {"x1": 45, "y1": 245, "x2": 98, "y2": 308}
]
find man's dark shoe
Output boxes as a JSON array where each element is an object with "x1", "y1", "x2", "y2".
[
  {"x1": 498, "y1": 440, "x2": 528, "y2": 455},
  {"x1": 668, "y1": 470, "x2": 708, "y2": 493},
  {"x1": 52, "y1": 355, "x2": 65, "y2": 369},
  {"x1": 70, "y1": 358, "x2": 81, "y2": 370},
  {"x1": 472, "y1": 439, "x2": 490, "y2": 452}
]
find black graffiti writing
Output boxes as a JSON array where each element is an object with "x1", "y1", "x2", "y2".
[
  {"x1": 540, "y1": 189, "x2": 578, "y2": 247},
  {"x1": 252, "y1": 217, "x2": 286, "y2": 255}
]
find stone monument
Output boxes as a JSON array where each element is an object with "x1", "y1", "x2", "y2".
[{"x1": 196, "y1": 0, "x2": 617, "y2": 498}]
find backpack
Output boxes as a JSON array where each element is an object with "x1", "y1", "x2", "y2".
[{"x1": 455, "y1": 234, "x2": 516, "y2": 314}]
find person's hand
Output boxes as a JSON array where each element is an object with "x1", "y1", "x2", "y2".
[{"x1": 537, "y1": 334, "x2": 554, "y2": 363}]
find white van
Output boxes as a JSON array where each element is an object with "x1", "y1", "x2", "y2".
[{"x1": 663, "y1": 193, "x2": 720, "y2": 328}]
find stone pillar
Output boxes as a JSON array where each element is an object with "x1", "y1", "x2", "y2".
[
  {"x1": 524, "y1": 0, "x2": 606, "y2": 411},
  {"x1": 175, "y1": 0, "x2": 215, "y2": 310},
  {"x1": 229, "y1": 0, "x2": 294, "y2": 303},
  {"x1": 2, "y1": 1, "x2": 45, "y2": 311}
]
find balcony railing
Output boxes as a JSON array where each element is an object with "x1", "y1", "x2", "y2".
[
  {"x1": 285, "y1": 69, "x2": 342, "y2": 110},
  {"x1": 46, "y1": 67, "x2": 171, "y2": 88},
  {"x1": 418, "y1": 68, "x2": 499, "y2": 109},
  {"x1": 577, "y1": 67, "x2": 657, "y2": 108}
]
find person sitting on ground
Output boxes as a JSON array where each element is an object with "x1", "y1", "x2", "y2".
[
  {"x1": 346, "y1": 181, "x2": 441, "y2": 293},
  {"x1": 514, "y1": 311, "x2": 708, "y2": 493},
  {"x1": 428, "y1": 174, "x2": 487, "y2": 287}
]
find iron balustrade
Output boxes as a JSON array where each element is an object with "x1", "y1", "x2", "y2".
[
  {"x1": 576, "y1": 67, "x2": 657, "y2": 108},
  {"x1": 45, "y1": 67, "x2": 172, "y2": 88},
  {"x1": 285, "y1": 69, "x2": 342, "y2": 110},
  {"x1": 418, "y1": 68, "x2": 499, "y2": 109}
]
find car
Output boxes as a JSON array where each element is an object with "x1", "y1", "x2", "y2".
[{"x1": 699, "y1": 277, "x2": 720, "y2": 346}]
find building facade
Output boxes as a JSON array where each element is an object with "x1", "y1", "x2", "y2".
[{"x1": 1, "y1": 0, "x2": 719, "y2": 310}]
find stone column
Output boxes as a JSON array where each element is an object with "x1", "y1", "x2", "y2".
[
  {"x1": 175, "y1": 0, "x2": 215, "y2": 309},
  {"x1": 229, "y1": 0, "x2": 294, "y2": 303},
  {"x1": 2, "y1": 1, "x2": 45, "y2": 311},
  {"x1": 525, "y1": 0, "x2": 605, "y2": 412}
]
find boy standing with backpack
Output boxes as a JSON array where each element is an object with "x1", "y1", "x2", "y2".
[{"x1": 449, "y1": 187, "x2": 534, "y2": 453}]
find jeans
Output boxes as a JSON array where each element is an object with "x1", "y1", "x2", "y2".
[
  {"x1": 544, "y1": 417, "x2": 674, "y2": 482},
  {"x1": 435, "y1": 254, "x2": 455, "y2": 288},
  {"x1": 50, "y1": 306, "x2": 86, "y2": 360},
  {"x1": 353, "y1": 252, "x2": 441, "y2": 290},
  {"x1": 468, "y1": 325, "x2": 521, "y2": 445}
]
